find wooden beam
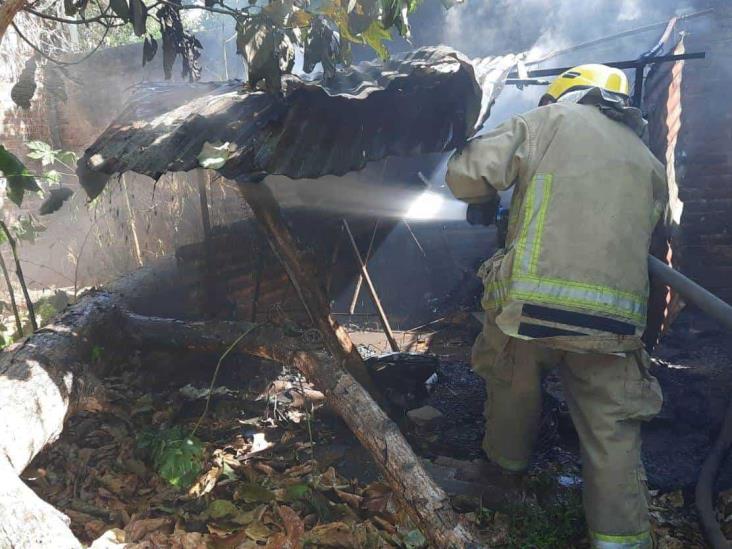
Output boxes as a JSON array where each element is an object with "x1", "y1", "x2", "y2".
[
  {"x1": 195, "y1": 170, "x2": 216, "y2": 317},
  {"x1": 196, "y1": 169, "x2": 212, "y2": 238},
  {"x1": 342, "y1": 219, "x2": 399, "y2": 352}
]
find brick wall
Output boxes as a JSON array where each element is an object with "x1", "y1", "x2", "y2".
[
  {"x1": 0, "y1": 22, "x2": 54, "y2": 158},
  {"x1": 1, "y1": 27, "x2": 242, "y2": 155},
  {"x1": 671, "y1": 8, "x2": 732, "y2": 302}
]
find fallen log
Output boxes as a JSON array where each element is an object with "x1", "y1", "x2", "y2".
[
  {"x1": 123, "y1": 313, "x2": 480, "y2": 547},
  {"x1": 0, "y1": 258, "x2": 180, "y2": 549}
]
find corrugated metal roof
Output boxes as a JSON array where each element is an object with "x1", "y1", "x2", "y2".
[{"x1": 77, "y1": 46, "x2": 518, "y2": 198}]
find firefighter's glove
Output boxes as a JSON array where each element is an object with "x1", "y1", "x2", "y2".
[{"x1": 466, "y1": 197, "x2": 499, "y2": 226}]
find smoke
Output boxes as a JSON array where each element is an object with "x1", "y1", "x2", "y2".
[
  {"x1": 267, "y1": 171, "x2": 467, "y2": 222},
  {"x1": 442, "y1": 0, "x2": 697, "y2": 59}
]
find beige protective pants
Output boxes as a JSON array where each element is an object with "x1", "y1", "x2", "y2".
[{"x1": 473, "y1": 314, "x2": 663, "y2": 549}]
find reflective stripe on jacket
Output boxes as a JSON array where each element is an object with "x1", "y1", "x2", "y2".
[{"x1": 446, "y1": 100, "x2": 668, "y2": 353}]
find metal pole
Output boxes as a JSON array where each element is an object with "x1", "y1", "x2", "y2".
[
  {"x1": 349, "y1": 219, "x2": 379, "y2": 314},
  {"x1": 648, "y1": 255, "x2": 732, "y2": 332},
  {"x1": 342, "y1": 219, "x2": 400, "y2": 352}
]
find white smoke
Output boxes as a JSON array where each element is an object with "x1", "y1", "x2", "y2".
[{"x1": 442, "y1": 0, "x2": 697, "y2": 59}]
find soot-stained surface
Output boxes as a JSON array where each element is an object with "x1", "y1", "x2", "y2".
[
  {"x1": 403, "y1": 310, "x2": 732, "y2": 492},
  {"x1": 417, "y1": 359, "x2": 487, "y2": 460},
  {"x1": 645, "y1": 311, "x2": 732, "y2": 491}
]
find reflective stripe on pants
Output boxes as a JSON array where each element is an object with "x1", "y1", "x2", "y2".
[{"x1": 591, "y1": 531, "x2": 653, "y2": 549}]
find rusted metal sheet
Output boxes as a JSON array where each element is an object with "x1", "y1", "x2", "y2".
[
  {"x1": 643, "y1": 34, "x2": 687, "y2": 348},
  {"x1": 76, "y1": 47, "x2": 517, "y2": 198}
]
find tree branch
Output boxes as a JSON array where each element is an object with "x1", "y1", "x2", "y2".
[
  {"x1": 153, "y1": 0, "x2": 243, "y2": 18},
  {"x1": 0, "y1": 0, "x2": 27, "y2": 45},
  {"x1": 11, "y1": 20, "x2": 111, "y2": 66},
  {"x1": 22, "y1": 5, "x2": 119, "y2": 24}
]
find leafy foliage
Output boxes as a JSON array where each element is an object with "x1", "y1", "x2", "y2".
[
  {"x1": 21, "y1": 0, "x2": 450, "y2": 93},
  {"x1": 13, "y1": 215, "x2": 47, "y2": 243},
  {"x1": 138, "y1": 426, "x2": 205, "y2": 489},
  {"x1": 234, "y1": 0, "x2": 423, "y2": 86},
  {"x1": 0, "y1": 140, "x2": 77, "y2": 210},
  {"x1": 0, "y1": 146, "x2": 40, "y2": 206},
  {"x1": 236, "y1": 17, "x2": 295, "y2": 91},
  {"x1": 157, "y1": 0, "x2": 202, "y2": 81}
]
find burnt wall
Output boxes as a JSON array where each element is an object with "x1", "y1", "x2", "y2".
[
  {"x1": 674, "y1": 10, "x2": 732, "y2": 301},
  {"x1": 645, "y1": 7, "x2": 732, "y2": 304},
  {"x1": 678, "y1": 10, "x2": 732, "y2": 301}
]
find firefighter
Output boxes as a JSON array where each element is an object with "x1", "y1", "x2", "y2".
[{"x1": 445, "y1": 64, "x2": 668, "y2": 548}]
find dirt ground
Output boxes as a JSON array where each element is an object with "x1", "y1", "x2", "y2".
[{"x1": 21, "y1": 309, "x2": 732, "y2": 548}]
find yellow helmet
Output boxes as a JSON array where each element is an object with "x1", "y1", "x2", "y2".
[{"x1": 541, "y1": 64, "x2": 630, "y2": 104}]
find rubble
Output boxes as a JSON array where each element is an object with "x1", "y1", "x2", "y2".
[{"x1": 406, "y1": 406, "x2": 444, "y2": 428}]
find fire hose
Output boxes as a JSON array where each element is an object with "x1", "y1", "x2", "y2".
[{"x1": 648, "y1": 256, "x2": 732, "y2": 549}]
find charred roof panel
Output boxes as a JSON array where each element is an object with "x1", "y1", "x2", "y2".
[{"x1": 77, "y1": 46, "x2": 518, "y2": 198}]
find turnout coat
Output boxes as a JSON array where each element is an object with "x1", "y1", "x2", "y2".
[{"x1": 446, "y1": 95, "x2": 668, "y2": 353}]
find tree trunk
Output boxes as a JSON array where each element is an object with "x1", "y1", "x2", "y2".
[
  {"x1": 122, "y1": 315, "x2": 480, "y2": 548},
  {"x1": 0, "y1": 0, "x2": 25, "y2": 45},
  {"x1": 0, "y1": 258, "x2": 179, "y2": 549}
]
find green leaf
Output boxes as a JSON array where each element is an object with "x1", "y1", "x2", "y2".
[
  {"x1": 109, "y1": 0, "x2": 130, "y2": 21},
  {"x1": 91, "y1": 345, "x2": 104, "y2": 362},
  {"x1": 56, "y1": 150, "x2": 78, "y2": 167},
  {"x1": 380, "y1": 0, "x2": 398, "y2": 28},
  {"x1": 360, "y1": 20, "x2": 391, "y2": 60},
  {"x1": 379, "y1": 0, "x2": 413, "y2": 38},
  {"x1": 235, "y1": 483, "x2": 276, "y2": 503},
  {"x1": 44, "y1": 169, "x2": 61, "y2": 184},
  {"x1": 347, "y1": 0, "x2": 379, "y2": 34},
  {"x1": 197, "y1": 141, "x2": 231, "y2": 169},
  {"x1": 26, "y1": 140, "x2": 52, "y2": 153},
  {"x1": 236, "y1": 18, "x2": 293, "y2": 91},
  {"x1": 13, "y1": 216, "x2": 46, "y2": 243},
  {"x1": 402, "y1": 529, "x2": 427, "y2": 549},
  {"x1": 137, "y1": 427, "x2": 204, "y2": 489},
  {"x1": 129, "y1": 0, "x2": 148, "y2": 37},
  {"x1": 284, "y1": 483, "x2": 311, "y2": 501},
  {"x1": 26, "y1": 141, "x2": 57, "y2": 166},
  {"x1": 406, "y1": 0, "x2": 422, "y2": 13},
  {"x1": 208, "y1": 499, "x2": 239, "y2": 519},
  {"x1": 0, "y1": 145, "x2": 40, "y2": 206}
]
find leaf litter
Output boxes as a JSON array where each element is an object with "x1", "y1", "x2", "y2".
[
  {"x1": 21, "y1": 320, "x2": 720, "y2": 548},
  {"x1": 22, "y1": 353, "x2": 425, "y2": 548}
]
